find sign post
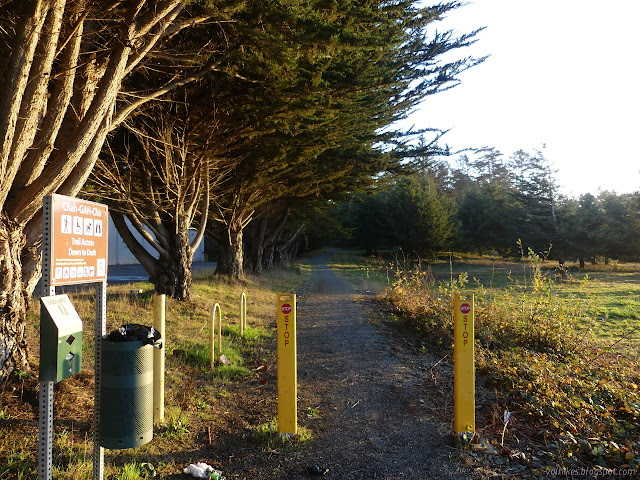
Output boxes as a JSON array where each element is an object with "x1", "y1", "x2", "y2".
[
  {"x1": 39, "y1": 198, "x2": 56, "y2": 480},
  {"x1": 93, "y1": 280, "x2": 107, "y2": 480},
  {"x1": 277, "y1": 294, "x2": 297, "y2": 436},
  {"x1": 40, "y1": 194, "x2": 108, "y2": 480},
  {"x1": 453, "y1": 293, "x2": 475, "y2": 439}
]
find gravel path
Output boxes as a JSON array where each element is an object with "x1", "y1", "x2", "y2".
[{"x1": 284, "y1": 254, "x2": 479, "y2": 480}]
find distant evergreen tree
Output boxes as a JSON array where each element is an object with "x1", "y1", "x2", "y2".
[
  {"x1": 597, "y1": 191, "x2": 639, "y2": 261},
  {"x1": 573, "y1": 193, "x2": 603, "y2": 265},
  {"x1": 343, "y1": 192, "x2": 389, "y2": 256},
  {"x1": 508, "y1": 149, "x2": 558, "y2": 254},
  {"x1": 553, "y1": 196, "x2": 580, "y2": 267},
  {"x1": 456, "y1": 183, "x2": 516, "y2": 255},
  {"x1": 472, "y1": 147, "x2": 511, "y2": 187},
  {"x1": 380, "y1": 175, "x2": 455, "y2": 255}
]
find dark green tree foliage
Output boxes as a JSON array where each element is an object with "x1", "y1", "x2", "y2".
[
  {"x1": 453, "y1": 148, "x2": 558, "y2": 256},
  {"x1": 383, "y1": 175, "x2": 455, "y2": 254},
  {"x1": 472, "y1": 147, "x2": 511, "y2": 188},
  {"x1": 344, "y1": 174, "x2": 454, "y2": 255},
  {"x1": 456, "y1": 183, "x2": 515, "y2": 255},
  {"x1": 196, "y1": 0, "x2": 483, "y2": 277},
  {"x1": 507, "y1": 149, "x2": 559, "y2": 253},
  {"x1": 448, "y1": 147, "x2": 640, "y2": 263},
  {"x1": 450, "y1": 148, "x2": 515, "y2": 254},
  {"x1": 553, "y1": 196, "x2": 580, "y2": 264},
  {"x1": 572, "y1": 193, "x2": 603, "y2": 264},
  {"x1": 343, "y1": 191, "x2": 388, "y2": 256},
  {"x1": 598, "y1": 192, "x2": 638, "y2": 261},
  {"x1": 555, "y1": 192, "x2": 640, "y2": 265}
]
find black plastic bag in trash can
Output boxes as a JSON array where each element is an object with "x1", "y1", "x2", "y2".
[{"x1": 107, "y1": 323, "x2": 163, "y2": 348}]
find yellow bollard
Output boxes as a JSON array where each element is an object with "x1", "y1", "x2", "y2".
[
  {"x1": 240, "y1": 292, "x2": 247, "y2": 336},
  {"x1": 210, "y1": 303, "x2": 222, "y2": 368},
  {"x1": 453, "y1": 293, "x2": 475, "y2": 439},
  {"x1": 153, "y1": 294, "x2": 165, "y2": 423},
  {"x1": 277, "y1": 293, "x2": 297, "y2": 436}
]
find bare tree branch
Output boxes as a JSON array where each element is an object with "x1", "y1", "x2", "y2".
[
  {"x1": 17, "y1": 14, "x2": 83, "y2": 187},
  {"x1": 6, "y1": 1, "x2": 65, "y2": 177},
  {"x1": 124, "y1": 2, "x2": 184, "y2": 75},
  {"x1": 0, "y1": 0, "x2": 50, "y2": 207},
  {"x1": 190, "y1": 169, "x2": 209, "y2": 252}
]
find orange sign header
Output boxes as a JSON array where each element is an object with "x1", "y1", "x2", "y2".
[{"x1": 48, "y1": 194, "x2": 108, "y2": 286}]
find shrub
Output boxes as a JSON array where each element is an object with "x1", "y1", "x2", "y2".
[{"x1": 381, "y1": 250, "x2": 640, "y2": 471}]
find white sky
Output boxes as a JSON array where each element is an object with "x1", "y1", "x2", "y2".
[{"x1": 406, "y1": 0, "x2": 640, "y2": 197}]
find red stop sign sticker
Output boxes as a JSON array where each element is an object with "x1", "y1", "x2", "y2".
[
  {"x1": 281, "y1": 303, "x2": 292, "y2": 314},
  {"x1": 460, "y1": 303, "x2": 471, "y2": 314}
]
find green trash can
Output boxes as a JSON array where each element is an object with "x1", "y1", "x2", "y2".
[{"x1": 99, "y1": 338, "x2": 154, "y2": 449}]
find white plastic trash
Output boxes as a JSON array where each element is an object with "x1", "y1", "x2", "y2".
[{"x1": 183, "y1": 462, "x2": 224, "y2": 479}]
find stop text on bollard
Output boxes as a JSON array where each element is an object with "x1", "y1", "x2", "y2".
[
  {"x1": 277, "y1": 294, "x2": 297, "y2": 436},
  {"x1": 454, "y1": 293, "x2": 475, "y2": 439}
]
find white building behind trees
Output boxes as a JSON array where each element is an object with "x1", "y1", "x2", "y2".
[{"x1": 107, "y1": 215, "x2": 205, "y2": 265}]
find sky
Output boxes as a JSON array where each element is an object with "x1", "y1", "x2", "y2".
[{"x1": 406, "y1": 0, "x2": 640, "y2": 197}]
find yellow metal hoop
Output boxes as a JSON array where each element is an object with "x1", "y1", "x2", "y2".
[
  {"x1": 210, "y1": 303, "x2": 223, "y2": 368},
  {"x1": 240, "y1": 292, "x2": 247, "y2": 336}
]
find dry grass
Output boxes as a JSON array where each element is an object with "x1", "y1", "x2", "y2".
[{"x1": 1, "y1": 262, "x2": 312, "y2": 479}]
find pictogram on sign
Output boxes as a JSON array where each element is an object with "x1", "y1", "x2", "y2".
[{"x1": 460, "y1": 303, "x2": 471, "y2": 314}]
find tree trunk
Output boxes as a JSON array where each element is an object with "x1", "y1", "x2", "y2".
[
  {"x1": 153, "y1": 228, "x2": 193, "y2": 300},
  {"x1": 278, "y1": 238, "x2": 300, "y2": 268},
  {"x1": 252, "y1": 215, "x2": 268, "y2": 274},
  {"x1": 0, "y1": 1, "x2": 213, "y2": 383},
  {"x1": 276, "y1": 222, "x2": 304, "y2": 268},
  {"x1": 215, "y1": 226, "x2": 244, "y2": 279},
  {"x1": 111, "y1": 212, "x2": 196, "y2": 301},
  {"x1": 579, "y1": 258, "x2": 585, "y2": 268},
  {"x1": 252, "y1": 210, "x2": 289, "y2": 274},
  {"x1": 0, "y1": 217, "x2": 30, "y2": 383},
  {"x1": 264, "y1": 243, "x2": 275, "y2": 271},
  {"x1": 558, "y1": 258, "x2": 569, "y2": 280}
]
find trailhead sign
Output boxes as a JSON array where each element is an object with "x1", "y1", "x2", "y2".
[{"x1": 48, "y1": 194, "x2": 108, "y2": 286}]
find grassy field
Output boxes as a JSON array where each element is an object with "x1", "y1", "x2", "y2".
[
  {"x1": 331, "y1": 251, "x2": 640, "y2": 356},
  {"x1": 432, "y1": 255, "x2": 640, "y2": 357},
  {"x1": 1, "y1": 262, "x2": 312, "y2": 479}
]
